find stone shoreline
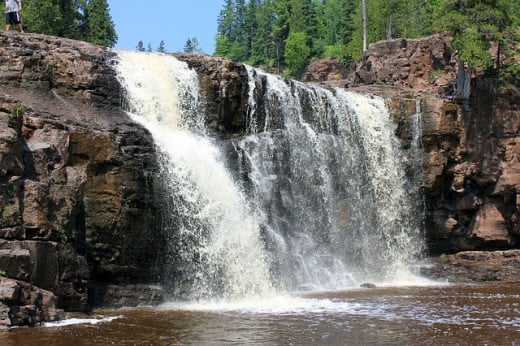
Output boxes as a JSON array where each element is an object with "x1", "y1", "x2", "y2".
[{"x1": 422, "y1": 250, "x2": 520, "y2": 283}]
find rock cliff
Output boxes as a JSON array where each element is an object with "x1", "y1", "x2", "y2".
[
  {"x1": 351, "y1": 35, "x2": 520, "y2": 255},
  {"x1": 0, "y1": 31, "x2": 518, "y2": 327},
  {"x1": 0, "y1": 32, "x2": 163, "y2": 327}
]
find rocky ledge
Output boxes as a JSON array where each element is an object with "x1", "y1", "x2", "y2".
[{"x1": 423, "y1": 250, "x2": 520, "y2": 282}]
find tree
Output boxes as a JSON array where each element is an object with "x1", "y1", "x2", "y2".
[
  {"x1": 362, "y1": 0, "x2": 367, "y2": 51},
  {"x1": 157, "y1": 40, "x2": 167, "y2": 53},
  {"x1": 184, "y1": 37, "x2": 203, "y2": 53},
  {"x1": 250, "y1": 0, "x2": 276, "y2": 66},
  {"x1": 284, "y1": 31, "x2": 310, "y2": 77},
  {"x1": 21, "y1": 1, "x2": 62, "y2": 36},
  {"x1": 6, "y1": 0, "x2": 117, "y2": 47},
  {"x1": 289, "y1": 0, "x2": 320, "y2": 56},
  {"x1": 81, "y1": 0, "x2": 118, "y2": 47},
  {"x1": 215, "y1": 0, "x2": 236, "y2": 58},
  {"x1": 434, "y1": 0, "x2": 520, "y2": 98},
  {"x1": 136, "y1": 41, "x2": 145, "y2": 52}
]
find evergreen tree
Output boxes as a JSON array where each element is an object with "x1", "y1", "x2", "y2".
[
  {"x1": 271, "y1": 0, "x2": 291, "y2": 71},
  {"x1": 19, "y1": 0, "x2": 117, "y2": 47},
  {"x1": 81, "y1": 0, "x2": 118, "y2": 47},
  {"x1": 21, "y1": 1, "x2": 63, "y2": 36},
  {"x1": 136, "y1": 41, "x2": 146, "y2": 52},
  {"x1": 250, "y1": 0, "x2": 276, "y2": 66},
  {"x1": 434, "y1": 0, "x2": 520, "y2": 98},
  {"x1": 319, "y1": 0, "x2": 357, "y2": 60},
  {"x1": 157, "y1": 40, "x2": 167, "y2": 53},
  {"x1": 184, "y1": 37, "x2": 203, "y2": 53},
  {"x1": 348, "y1": 0, "x2": 429, "y2": 60},
  {"x1": 215, "y1": 0, "x2": 235, "y2": 57}
]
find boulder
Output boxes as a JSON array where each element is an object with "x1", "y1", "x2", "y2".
[{"x1": 0, "y1": 276, "x2": 64, "y2": 328}]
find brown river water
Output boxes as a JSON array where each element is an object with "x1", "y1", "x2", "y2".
[{"x1": 1, "y1": 282, "x2": 519, "y2": 345}]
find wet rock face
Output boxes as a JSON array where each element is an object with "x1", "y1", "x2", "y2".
[
  {"x1": 0, "y1": 276, "x2": 64, "y2": 329},
  {"x1": 0, "y1": 31, "x2": 163, "y2": 322},
  {"x1": 174, "y1": 53, "x2": 250, "y2": 137}
]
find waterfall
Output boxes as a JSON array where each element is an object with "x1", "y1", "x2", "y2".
[
  {"x1": 115, "y1": 51, "x2": 424, "y2": 300},
  {"x1": 115, "y1": 52, "x2": 274, "y2": 300},
  {"x1": 235, "y1": 68, "x2": 424, "y2": 289}
]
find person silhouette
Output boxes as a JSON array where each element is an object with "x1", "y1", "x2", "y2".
[{"x1": 5, "y1": 0, "x2": 23, "y2": 33}]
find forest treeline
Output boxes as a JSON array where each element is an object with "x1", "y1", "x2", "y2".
[
  {"x1": 1, "y1": 0, "x2": 117, "y2": 47},
  {"x1": 215, "y1": 0, "x2": 520, "y2": 81}
]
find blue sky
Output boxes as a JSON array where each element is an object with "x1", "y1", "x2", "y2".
[{"x1": 108, "y1": 1, "x2": 224, "y2": 54}]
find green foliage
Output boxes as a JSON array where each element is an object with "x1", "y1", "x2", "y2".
[
  {"x1": 0, "y1": 269, "x2": 5, "y2": 276},
  {"x1": 184, "y1": 37, "x2": 203, "y2": 54},
  {"x1": 157, "y1": 40, "x2": 167, "y2": 53},
  {"x1": 434, "y1": 0, "x2": 520, "y2": 69},
  {"x1": 284, "y1": 31, "x2": 310, "y2": 77},
  {"x1": 7, "y1": 104, "x2": 26, "y2": 122},
  {"x1": 452, "y1": 26, "x2": 493, "y2": 68},
  {"x1": 5, "y1": 183, "x2": 17, "y2": 199},
  {"x1": 501, "y1": 61, "x2": 520, "y2": 84},
  {"x1": 81, "y1": 0, "x2": 118, "y2": 47},
  {"x1": 136, "y1": 41, "x2": 146, "y2": 52},
  {"x1": 0, "y1": 204, "x2": 16, "y2": 226},
  {"x1": 7, "y1": 104, "x2": 27, "y2": 128},
  {"x1": 5, "y1": 0, "x2": 117, "y2": 47},
  {"x1": 58, "y1": 218, "x2": 70, "y2": 242},
  {"x1": 214, "y1": 0, "x2": 520, "y2": 80}
]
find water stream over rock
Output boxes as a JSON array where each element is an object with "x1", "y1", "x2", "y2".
[{"x1": 115, "y1": 51, "x2": 425, "y2": 301}]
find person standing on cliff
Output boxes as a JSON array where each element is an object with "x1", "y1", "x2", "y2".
[{"x1": 4, "y1": 0, "x2": 23, "y2": 33}]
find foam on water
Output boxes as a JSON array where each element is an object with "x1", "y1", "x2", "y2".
[{"x1": 43, "y1": 316, "x2": 122, "y2": 328}]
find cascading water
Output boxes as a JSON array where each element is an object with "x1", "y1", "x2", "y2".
[
  {"x1": 115, "y1": 52, "x2": 273, "y2": 300},
  {"x1": 235, "y1": 68, "x2": 424, "y2": 289},
  {"x1": 115, "y1": 51, "x2": 424, "y2": 300}
]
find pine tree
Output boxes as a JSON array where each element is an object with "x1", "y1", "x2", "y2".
[
  {"x1": 157, "y1": 41, "x2": 167, "y2": 53},
  {"x1": 136, "y1": 41, "x2": 145, "y2": 52},
  {"x1": 285, "y1": 31, "x2": 311, "y2": 77},
  {"x1": 434, "y1": 0, "x2": 520, "y2": 98},
  {"x1": 81, "y1": 0, "x2": 118, "y2": 47},
  {"x1": 16, "y1": 0, "x2": 117, "y2": 47},
  {"x1": 184, "y1": 37, "x2": 203, "y2": 53},
  {"x1": 215, "y1": 0, "x2": 235, "y2": 57},
  {"x1": 21, "y1": 0, "x2": 63, "y2": 36}
]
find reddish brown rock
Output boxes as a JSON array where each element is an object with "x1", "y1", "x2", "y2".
[
  {"x1": 353, "y1": 34, "x2": 456, "y2": 94},
  {"x1": 469, "y1": 203, "x2": 513, "y2": 246},
  {"x1": 0, "y1": 31, "x2": 163, "y2": 315},
  {"x1": 423, "y1": 250, "x2": 520, "y2": 282},
  {"x1": 302, "y1": 58, "x2": 353, "y2": 84},
  {"x1": 0, "y1": 276, "x2": 64, "y2": 328}
]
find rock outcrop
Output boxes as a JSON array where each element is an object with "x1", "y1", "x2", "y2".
[
  {"x1": 0, "y1": 31, "x2": 164, "y2": 326},
  {"x1": 349, "y1": 35, "x2": 520, "y2": 256},
  {"x1": 422, "y1": 250, "x2": 520, "y2": 282}
]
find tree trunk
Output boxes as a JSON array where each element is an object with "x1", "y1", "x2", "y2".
[
  {"x1": 386, "y1": 14, "x2": 393, "y2": 40},
  {"x1": 362, "y1": 0, "x2": 367, "y2": 52},
  {"x1": 454, "y1": 59, "x2": 471, "y2": 100}
]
